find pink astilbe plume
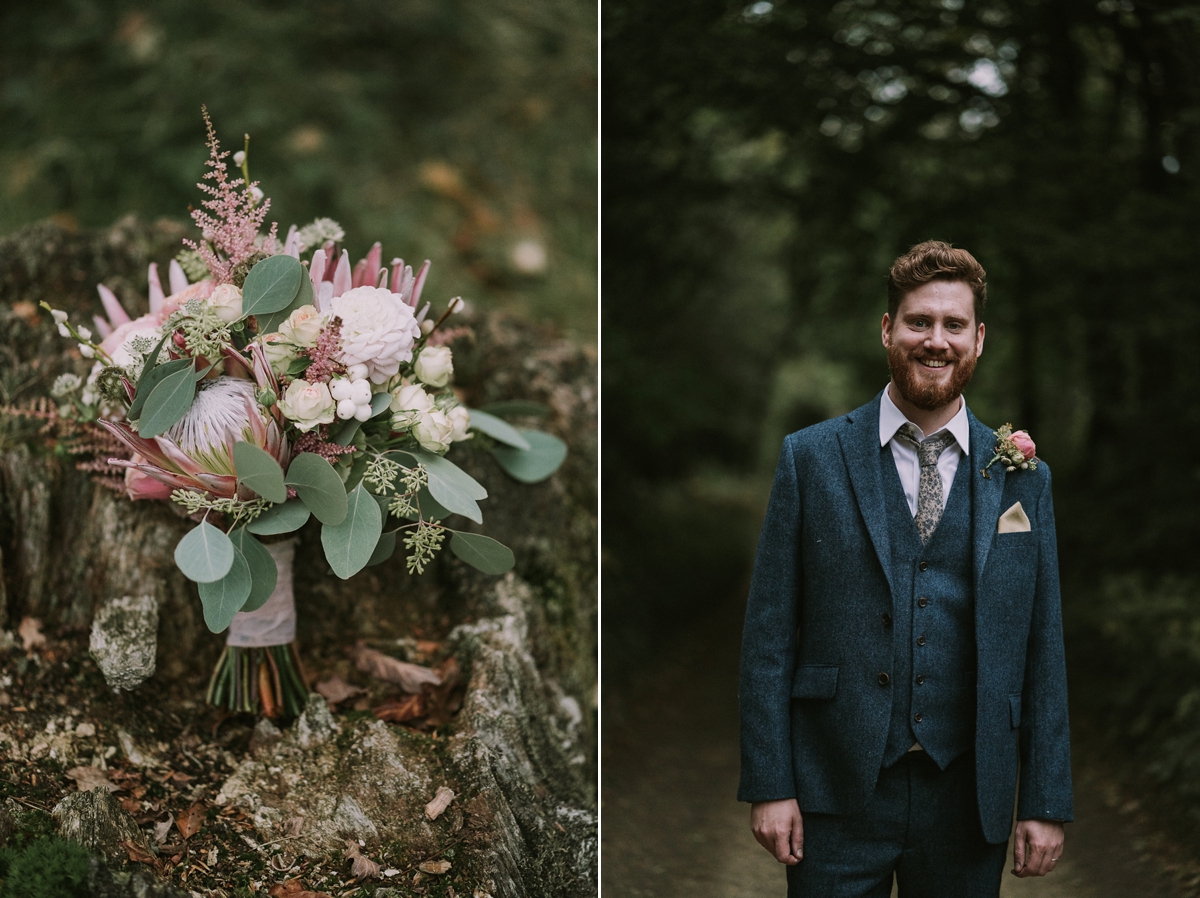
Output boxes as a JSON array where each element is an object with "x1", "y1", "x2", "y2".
[
  {"x1": 184, "y1": 107, "x2": 277, "y2": 285},
  {"x1": 302, "y1": 317, "x2": 347, "y2": 384}
]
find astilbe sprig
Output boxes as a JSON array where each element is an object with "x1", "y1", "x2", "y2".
[
  {"x1": 183, "y1": 107, "x2": 277, "y2": 285},
  {"x1": 302, "y1": 317, "x2": 347, "y2": 383},
  {"x1": 292, "y1": 429, "x2": 357, "y2": 463}
]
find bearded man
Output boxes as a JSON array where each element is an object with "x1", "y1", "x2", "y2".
[{"x1": 738, "y1": 241, "x2": 1072, "y2": 897}]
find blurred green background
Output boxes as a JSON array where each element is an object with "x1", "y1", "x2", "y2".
[
  {"x1": 0, "y1": 0, "x2": 596, "y2": 342},
  {"x1": 604, "y1": 0, "x2": 1200, "y2": 846}
]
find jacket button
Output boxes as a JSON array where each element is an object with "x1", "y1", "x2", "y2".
[
  {"x1": 878, "y1": 672, "x2": 890, "y2": 686},
  {"x1": 916, "y1": 635, "x2": 926, "y2": 646},
  {"x1": 914, "y1": 712, "x2": 923, "y2": 723},
  {"x1": 882, "y1": 613, "x2": 892, "y2": 627},
  {"x1": 916, "y1": 674, "x2": 925, "y2": 685},
  {"x1": 917, "y1": 596, "x2": 928, "y2": 608},
  {"x1": 919, "y1": 561, "x2": 929, "y2": 571}
]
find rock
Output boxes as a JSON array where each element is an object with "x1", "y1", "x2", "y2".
[
  {"x1": 294, "y1": 694, "x2": 340, "y2": 749},
  {"x1": 87, "y1": 858, "x2": 190, "y2": 898},
  {"x1": 51, "y1": 788, "x2": 154, "y2": 861},
  {"x1": 89, "y1": 594, "x2": 158, "y2": 691},
  {"x1": 250, "y1": 717, "x2": 283, "y2": 757}
]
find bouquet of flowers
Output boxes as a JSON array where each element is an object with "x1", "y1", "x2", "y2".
[{"x1": 42, "y1": 111, "x2": 566, "y2": 717}]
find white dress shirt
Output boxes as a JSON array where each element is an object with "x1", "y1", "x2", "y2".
[{"x1": 878, "y1": 386, "x2": 971, "y2": 517}]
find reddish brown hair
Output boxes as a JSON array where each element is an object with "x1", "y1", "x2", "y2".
[{"x1": 887, "y1": 240, "x2": 987, "y2": 321}]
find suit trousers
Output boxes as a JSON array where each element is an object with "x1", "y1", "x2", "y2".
[{"x1": 785, "y1": 751, "x2": 1008, "y2": 898}]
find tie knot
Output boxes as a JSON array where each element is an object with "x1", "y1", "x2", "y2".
[{"x1": 897, "y1": 424, "x2": 955, "y2": 467}]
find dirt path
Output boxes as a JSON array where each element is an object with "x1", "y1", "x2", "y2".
[{"x1": 602, "y1": 598, "x2": 1199, "y2": 898}]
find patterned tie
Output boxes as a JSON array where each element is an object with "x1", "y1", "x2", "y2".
[{"x1": 896, "y1": 424, "x2": 957, "y2": 545}]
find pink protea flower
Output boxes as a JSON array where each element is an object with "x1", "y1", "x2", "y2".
[{"x1": 103, "y1": 376, "x2": 289, "y2": 501}]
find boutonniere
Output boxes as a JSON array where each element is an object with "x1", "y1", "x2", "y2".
[{"x1": 981, "y1": 423, "x2": 1038, "y2": 479}]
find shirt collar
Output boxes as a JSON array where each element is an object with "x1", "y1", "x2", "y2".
[{"x1": 879, "y1": 385, "x2": 971, "y2": 454}]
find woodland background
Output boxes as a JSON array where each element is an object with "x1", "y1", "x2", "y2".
[{"x1": 604, "y1": 0, "x2": 1200, "y2": 857}]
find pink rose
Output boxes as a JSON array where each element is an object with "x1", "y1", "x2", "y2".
[{"x1": 1011, "y1": 430, "x2": 1036, "y2": 459}]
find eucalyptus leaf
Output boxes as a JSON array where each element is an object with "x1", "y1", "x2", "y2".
[
  {"x1": 137, "y1": 363, "x2": 198, "y2": 438},
  {"x1": 230, "y1": 529, "x2": 277, "y2": 613},
  {"x1": 285, "y1": 452, "x2": 348, "y2": 525},
  {"x1": 192, "y1": 361, "x2": 218, "y2": 382},
  {"x1": 393, "y1": 448, "x2": 486, "y2": 523},
  {"x1": 490, "y1": 431, "x2": 568, "y2": 484},
  {"x1": 198, "y1": 547, "x2": 253, "y2": 633},
  {"x1": 449, "y1": 531, "x2": 515, "y2": 575},
  {"x1": 241, "y1": 255, "x2": 303, "y2": 318},
  {"x1": 321, "y1": 481, "x2": 383, "y2": 579},
  {"x1": 466, "y1": 408, "x2": 531, "y2": 450},
  {"x1": 330, "y1": 418, "x2": 362, "y2": 447},
  {"x1": 366, "y1": 530, "x2": 397, "y2": 567},
  {"x1": 246, "y1": 499, "x2": 311, "y2": 535},
  {"x1": 369, "y1": 391, "x2": 392, "y2": 418},
  {"x1": 174, "y1": 521, "x2": 235, "y2": 583},
  {"x1": 417, "y1": 487, "x2": 453, "y2": 522},
  {"x1": 256, "y1": 266, "x2": 313, "y2": 333},
  {"x1": 233, "y1": 441, "x2": 288, "y2": 503},
  {"x1": 128, "y1": 358, "x2": 191, "y2": 421}
]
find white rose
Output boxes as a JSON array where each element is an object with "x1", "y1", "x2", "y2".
[
  {"x1": 447, "y1": 405, "x2": 471, "y2": 442},
  {"x1": 261, "y1": 332, "x2": 296, "y2": 375},
  {"x1": 207, "y1": 283, "x2": 244, "y2": 323},
  {"x1": 413, "y1": 409, "x2": 454, "y2": 453},
  {"x1": 278, "y1": 379, "x2": 336, "y2": 432},
  {"x1": 414, "y1": 346, "x2": 454, "y2": 388},
  {"x1": 278, "y1": 305, "x2": 327, "y2": 347}
]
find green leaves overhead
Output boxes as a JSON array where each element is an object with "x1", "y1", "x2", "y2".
[
  {"x1": 175, "y1": 521, "x2": 235, "y2": 583},
  {"x1": 136, "y1": 361, "x2": 199, "y2": 438},
  {"x1": 247, "y1": 499, "x2": 311, "y2": 535},
  {"x1": 394, "y1": 448, "x2": 486, "y2": 523},
  {"x1": 241, "y1": 254, "x2": 303, "y2": 319},
  {"x1": 198, "y1": 547, "x2": 253, "y2": 633},
  {"x1": 490, "y1": 431, "x2": 568, "y2": 484},
  {"x1": 233, "y1": 441, "x2": 287, "y2": 503},
  {"x1": 467, "y1": 408, "x2": 531, "y2": 450},
  {"x1": 321, "y1": 482, "x2": 383, "y2": 579},
  {"x1": 449, "y1": 531, "x2": 515, "y2": 574},
  {"x1": 230, "y1": 529, "x2": 278, "y2": 613},
  {"x1": 285, "y1": 453, "x2": 348, "y2": 525}
]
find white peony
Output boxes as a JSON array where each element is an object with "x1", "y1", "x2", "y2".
[
  {"x1": 278, "y1": 380, "x2": 337, "y2": 432},
  {"x1": 278, "y1": 304, "x2": 327, "y2": 347},
  {"x1": 329, "y1": 286, "x2": 421, "y2": 384},
  {"x1": 413, "y1": 409, "x2": 454, "y2": 453},
  {"x1": 207, "y1": 284, "x2": 244, "y2": 323},
  {"x1": 414, "y1": 345, "x2": 454, "y2": 388},
  {"x1": 447, "y1": 405, "x2": 471, "y2": 442}
]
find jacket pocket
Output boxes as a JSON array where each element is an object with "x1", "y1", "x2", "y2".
[
  {"x1": 791, "y1": 664, "x2": 839, "y2": 700},
  {"x1": 1009, "y1": 692, "x2": 1022, "y2": 728}
]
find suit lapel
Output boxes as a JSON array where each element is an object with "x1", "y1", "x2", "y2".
[
  {"x1": 837, "y1": 393, "x2": 896, "y2": 600},
  {"x1": 969, "y1": 410, "x2": 1005, "y2": 594}
]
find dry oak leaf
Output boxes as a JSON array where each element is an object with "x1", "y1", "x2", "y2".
[
  {"x1": 119, "y1": 838, "x2": 157, "y2": 866},
  {"x1": 176, "y1": 801, "x2": 205, "y2": 840},
  {"x1": 344, "y1": 840, "x2": 381, "y2": 881},
  {"x1": 425, "y1": 786, "x2": 456, "y2": 820},
  {"x1": 349, "y1": 640, "x2": 441, "y2": 692},
  {"x1": 419, "y1": 860, "x2": 452, "y2": 875},
  {"x1": 268, "y1": 879, "x2": 333, "y2": 898},
  {"x1": 314, "y1": 674, "x2": 366, "y2": 707},
  {"x1": 65, "y1": 766, "x2": 119, "y2": 793},
  {"x1": 18, "y1": 617, "x2": 45, "y2": 653}
]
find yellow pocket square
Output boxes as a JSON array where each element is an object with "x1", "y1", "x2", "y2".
[{"x1": 997, "y1": 501, "x2": 1031, "y2": 534}]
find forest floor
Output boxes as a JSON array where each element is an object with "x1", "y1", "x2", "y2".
[{"x1": 602, "y1": 595, "x2": 1200, "y2": 898}]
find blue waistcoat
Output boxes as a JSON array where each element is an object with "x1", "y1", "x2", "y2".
[{"x1": 879, "y1": 445, "x2": 977, "y2": 769}]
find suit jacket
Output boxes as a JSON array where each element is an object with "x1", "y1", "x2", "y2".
[{"x1": 737, "y1": 390, "x2": 1073, "y2": 844}]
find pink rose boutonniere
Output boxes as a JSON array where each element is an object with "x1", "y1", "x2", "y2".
[{"x1": 982, "y1": 423, "x2": 1039, "y2": 479}]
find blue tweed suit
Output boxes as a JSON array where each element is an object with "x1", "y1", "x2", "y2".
[{"x1": 738, "y1": 391, "x2": 1073, "y2": 846}]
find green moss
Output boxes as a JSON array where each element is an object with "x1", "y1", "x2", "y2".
[{"x1": 0, "y1": 837, "x2": 90, "y2": 898}]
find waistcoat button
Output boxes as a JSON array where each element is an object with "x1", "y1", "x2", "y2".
[
  {"x1": 882, "y1": 613, "x2": 892, "y2": 627},
  {"x1": 916, "y1": 674, "x2": 925, "y2": 685},
  {"x1": 918, "y1": 596, "x2": 929, "y2": 608},
  {"x1": 914, "y1": 712, "x2": 923, "y2": 723},
  {"x1": 919, "y1": 561, "x2": 929, "y2": 571},
  {"x1": 916, "y1": 635, "x2": 926, "y2": 646},
  {"x1": 878, "y1": 672, "x2": 890, "y2": 686}
]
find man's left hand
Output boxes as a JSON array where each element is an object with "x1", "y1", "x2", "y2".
[{"x1": 1012, "y1": 819, "x2": 1065, "y2": 877}]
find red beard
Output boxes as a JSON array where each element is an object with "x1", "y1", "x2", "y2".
[{"x1": 886, "y1": 341, "x2": 978, "y2": 411}]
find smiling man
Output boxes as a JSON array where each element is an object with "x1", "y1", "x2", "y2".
[{"x1": 738, "y1": 241, "x2": 1073, "y2": 897}]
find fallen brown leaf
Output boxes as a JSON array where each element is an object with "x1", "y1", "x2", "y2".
[
  {"x1": 268, "y1": 877, "x2": 334, "y2": 898},
  {"x1": 119, "y1": 838, "x2": 157, "y2": 866},
  {"x1": 153, "y1": 814, "x2": 175, "y2": 845},
  {"x1": 119, "y1": 797, "x2": 141, "y2": 815},
  {"x1": 314, "y1": 674, "x2": 366, "y2": 707},
  {"x1": 176, "y1": 801, "x2": 205, "y2": 840},
  {"x1": 424, "y1": 657, "x2": 464, "y2": 727},
  {"x1": 18, "y1": 617, "x2": 45, "y2": 653},
  {"x1": 65, "y1": 766, "x2": 119, "y2": 793},
  {"x1": 419, "y1": 859, "x2": 452, "y2": 875},
  {"x1": 424, "y1": 786, "x2": 456, "y2": 820},
  {"x1": 349, "y1": 641, "x2": 441, "y2": 692},
  {"x1": 373, "y1": 694, "x2": 426, "y2": 723},
  {"x1": 344, "y1": 840, "x2": 381, "y2": 880}
]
